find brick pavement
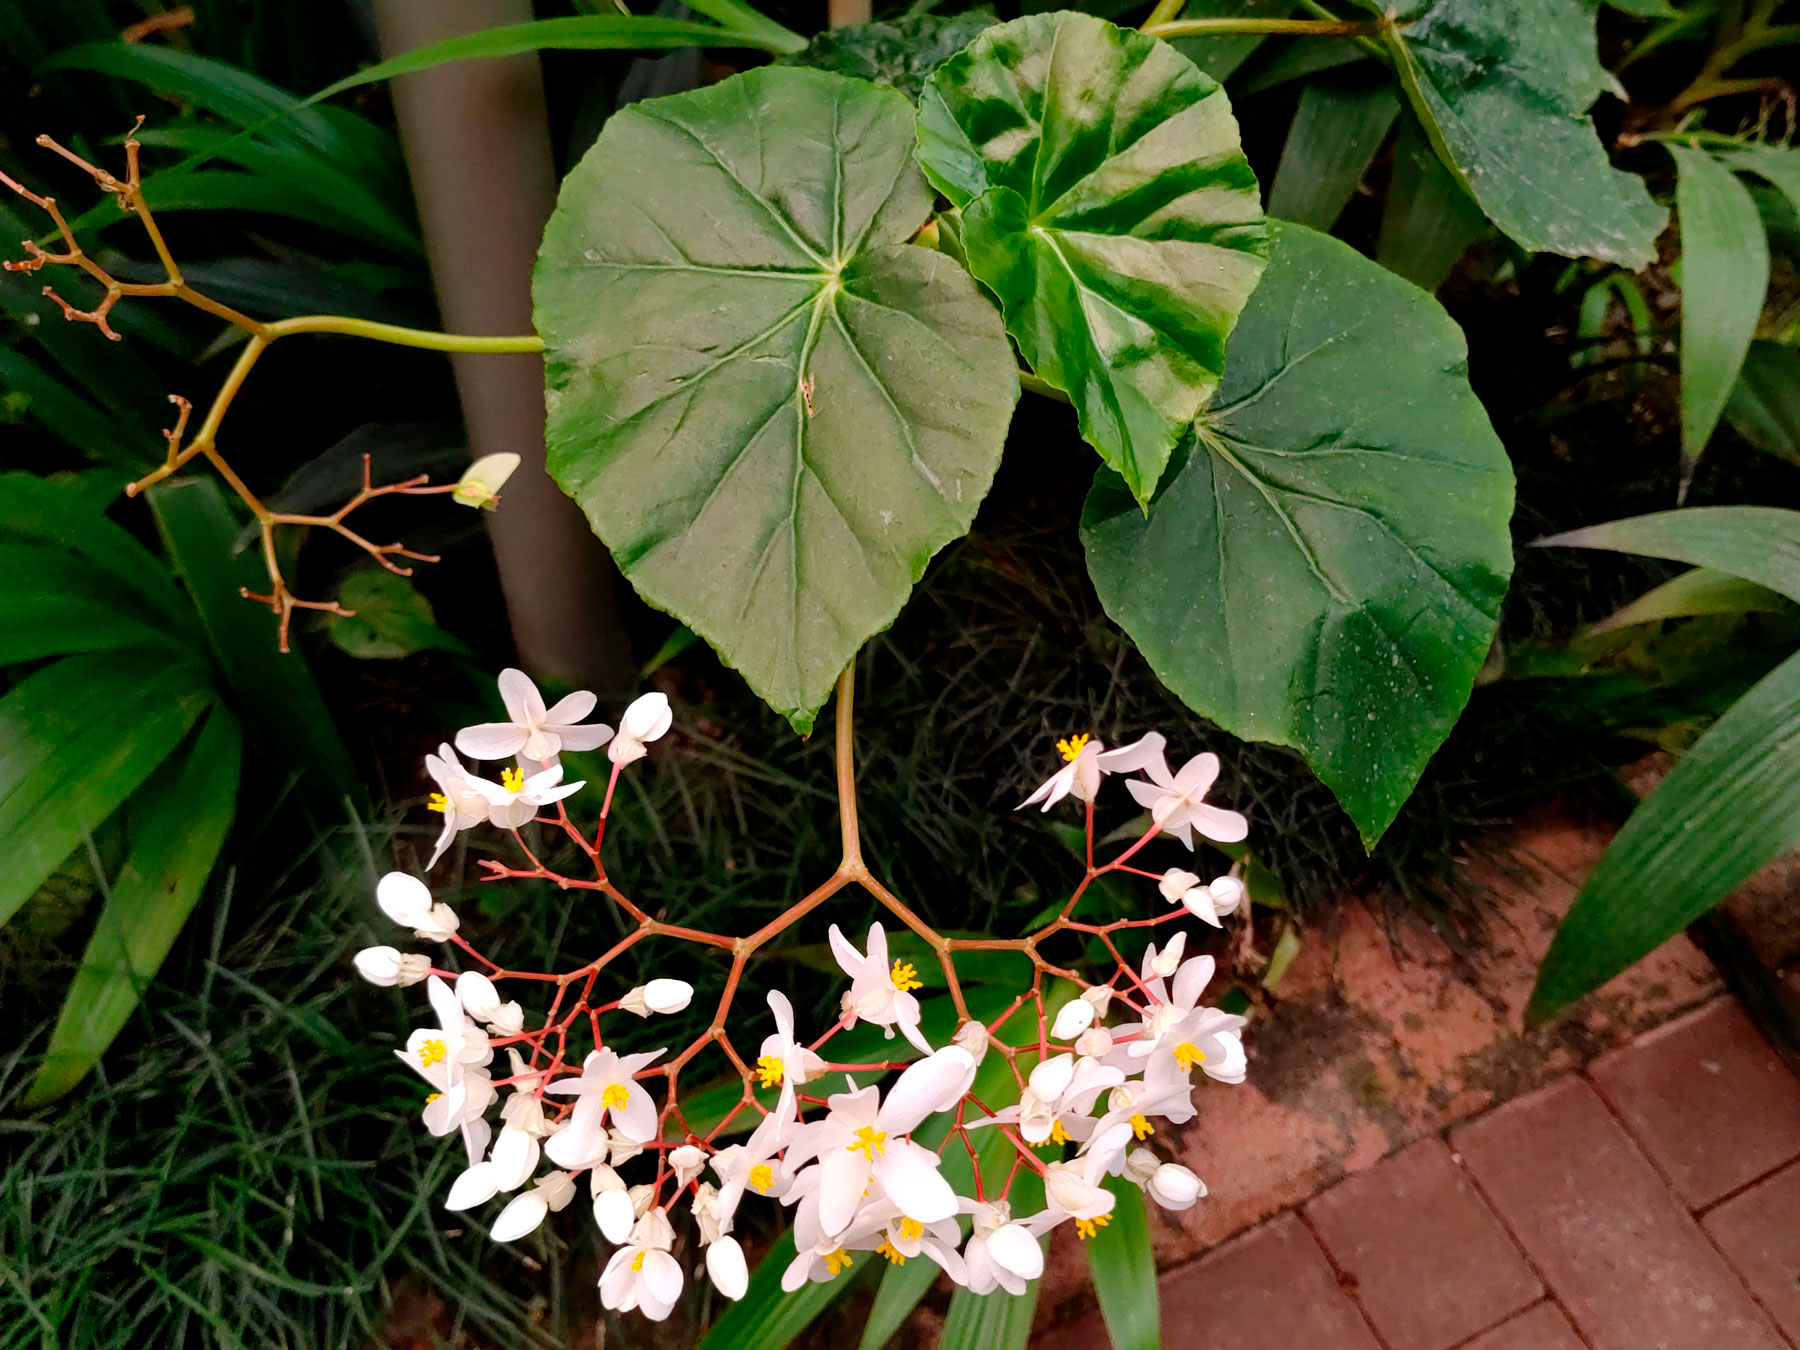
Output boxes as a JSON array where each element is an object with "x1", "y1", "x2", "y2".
[{"x1": 1034, "y1": 996, "x2": 1800, "y2": 1349}]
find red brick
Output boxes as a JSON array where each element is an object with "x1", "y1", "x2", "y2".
[
  {"x1": 1451, "y1": 1076, "x2": 1786, "y2": 1350},
  {"x1": 1589, "y1": 997, "x2": 1800, "y2": 1207},
  {"x1": 1456, "y1": 1301, "x2": 1585, "y2": 1350},
  {"x1": 1305, "y1": 1138, "x2": 1540, "y2": 1350},
  {"x1": 1156, "y1": 1215, "x2": 1380, "y2": 1350},
  {"x1": 1701, "y1": 1159, "x2": 1800, "y2": 1343}
]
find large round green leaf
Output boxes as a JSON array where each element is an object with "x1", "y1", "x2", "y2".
[
  {"x1": 536, "y1": 67, "x2": 1018, "y2": 733},
  {"x1": 1081, "y1": 222, "x2": 1514, "y2": 845},
  {"x1": 917, "y1": 12, "x2": 1268, "y2": 506},
  {"x1": 1374, "y1": 0, "x2": 1667, "y2": 268}
]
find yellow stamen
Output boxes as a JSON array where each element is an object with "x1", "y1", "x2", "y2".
[
  {"x1": 877, "y1": 1238, "x2": 907, "y2": 1265},
  {"x1": 899, "y1": 1217, "x2": 923, "y2": 1241},
  {"x1": 418, "y1": 1038, "x2": 447, "y2": 1068},
  {"x1": 1131, "y1": 1114, "x2": 1154, "y2": 1140},
  {"x1": 424, "y1": 1092, "x2": 442, "y2": 1104},
  {"x1": 1056, "y1": 733, "x2": 1091, "y2": 763},
  {"x1": 755, "y1": 1054, "x2": 785, "y2": 1088},
  {"x1": 1049, "y1": 1120, "x2": 1070, "y2": 1145},
  {"x1": 631, "y1": 1250, "x2": 646, "y2": 1272},
  {"x1": 427, "y1": 792, "x2": 449, "y2": 814},
  {"x1": 1172, "y1": 1041, "x2": 1207, "y2": 1072},
  {"x1": 823, "y1": 1248, "x2": 854, "y2": 1277},
  {"x1": 889, "y1": 959, "x2": 923, "y2": 993},
  {"x1": 500, "y1": 766, "x2": 525, "y2": 792},
  {"x1": 846, "y1": 1125, "x2": 887, "y2": 1160},
  {"x1": 600, "y1": 1083, "x2": 632, "y2": 1111},
  {"x1": 1074, "y1": 1213, "x2": 1112, "y2": 1241},
  {"x1": 748, "y1": 1163, "x2": 774, "y2": 1194}
]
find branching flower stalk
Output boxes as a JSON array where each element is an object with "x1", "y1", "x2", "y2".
[
  {"x1": 360, "y1": 664, "x2": 1254, "y2": 1315},
  {"x1": 0, "y1": 122, "x2": 544, "y2": 648}
]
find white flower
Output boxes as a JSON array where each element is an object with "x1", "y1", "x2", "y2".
[
  {"x1": 451, "y1": 452, "x2": 520, "y2": 510},
  {"x1": 1019, "y1": 732, "x2": 1166, "y2": 811},
  {"x1": 706, "y1": 1233, "x2": 749, "y2": 1300},
  {"x1": 714, "y1": 1080, "x2": 799, "y2": 1232},
  {"x1": 422, "y1": 743, "x2": 490, "y2": 868},
  {"x1": 829, "y1": 922, "x2": 931, "y2": 1055},
  {"x1": 590, "y1": 1163, "x2": 634, "y2": 1242},
  {"x1": 543, "y1": 1046, "x2": 665, "y2": 1164},
  {"x1": 609, "y1": 691, "x2": 673, "y2": 766},
  {"x1": 456, "y1": 668, "x2": 614, "y2": 764},
  {"x1": 1050, "y1": 997, "x2": 1094, "y2": 1040},
  {"x1": 471, "y1": 762, "x2": 585, "y2": 830},
  {"x1": 621, "y1": 979, "x2": 693, "y2": 1017},
  {"x1": 394, "y1": 976, "x2": 496, "y2": 1163},
  {"x1": 786, "y1": 1048, "x2": 973, "y2": 1236},
  {"x1": 758, "y1": 990, "x2": 826, "y2": 1088},
  {"x1": 1148, "y1": 931, "x2": 1187, "y2": 978},
  {"x1": 1159, "y1": 868, "x2": 1244, "y2": 927},
  {"x1": 972, "y1": 1053, "x2": 1123, "y2": 1146},
  {"x1": 491, "y1": 1170, "x2": 576, "y2": 1242},
  {"x1": 1075, "y1": 1025, "x2": 1115, "y2": 1058},
  {"x1": 1126, "y1": 750, "x2": 1248, "y2": 848},
  {"x1": 962, "y1": 1200, "x2": 1043, "y2": 1295},
  {"x1": 609, "y1": 1127, "x2": 646, "y2": 1168},
  {"x1": 498, "y1": 1049, "x2": 552, "y2": 1136},
  {"x1": 353, "y1": 946, "x2": 429, "y2": 987},
  {"x1": 668, "y1": 1143, "x2": 707, "y2": 1187},
  {"x1": 599, "y1": 1208, "x2": 683, "y2": 1321},
  {"x1": 865, "y1": 1202, "x2": 967, "y2": 1283},
  {"x1": 1145, "y1": 1160, "x2": 1205, "y2": 1210},
  {"x1": 445, "y1": 1123, "x2": 541, "y2": 1211},
  {"x1": 1110, "y1": 953, "x2": 1248, "y2": 1085},
  {"x1": 1029, "y1": 1121, "x2": 1134, "y2": 1239},
  {"x1": 376, "y1": 872, "x2": 459, "y2": 942}
]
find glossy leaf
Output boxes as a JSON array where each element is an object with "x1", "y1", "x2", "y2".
[
  {"x1": 694, "y1": 1231, "x2": 856, "y2": 1350},
  {"x1": 1377, "y1": 117, "x2": 1489, "y2": 291},
  {"x1": 1530, "y1": 645, "x2": 1800, "y2": 1020},
  {"x1": 1267, "y1": 79, "x2": 1400, "y2": 230},
  {"x1": 0, "y1": 652, "x2": 212, "y2": 927},
  {"x1": 1082, "y1": 222, "x2": 1514, "y2": 845},
  {"x1": 1537, "y1": 507, "x2": 1800, "y2": 605},
  {"x1": 1089, "y1": 1177, "x2": 1159, "y2": 1350},
  {"x1": 917, "y1": 11, "x2": 1269, "y2": 504},
  {"x1": 1590, "y1": 567, "x2": 1788, "y2": 634},
  {"x1": 0, "y1": 542, "x2": 184, "y2": 664},
  {"x1": 1716, "y1": 142, "x2": 1800, "y2": 218},
  {"x1": 1726, "y1": 341, "x2": 1800, "y2": 466},
  {"x1": 0, "y1": 349, "x2": 153, "y2": 467},
  {"x1": 1373, "y1": 0, "x2": 1667, "y2": 267},
  {"x1": 1671, "y1": 146, "x2": 1770, "y2": 488},
  {"x1": 537, "y1": 67, "x2": 1018, "y2": 734},
  {"x1": 26, "y1": 709, "x2": 241, "y2": 1105},
  {"x1": 784, "y1": 11, "x2": 996, "y2": 102},
  {"x1": 0, "y1": 473, "x2": 189, "y2": 627}
]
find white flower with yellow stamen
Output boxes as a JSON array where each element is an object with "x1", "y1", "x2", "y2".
[
  {"x1": 1019, "y1": 731, "x2": 1167, "y2": 812},
  {"x1": 967, "y1": 1052, "x2": 1123, "y2": 1146},
  {"x1": 757, "y1": 990, "x2": 826, "y2": 1089},
  {"x1": 471, "y1": 761, "x2": 584, "y2": 830},
  {"x1": 713, "y1": 1078, "x2": 799, "y2": 1233},
  {"x1": 960, "y1": 1199, "x2": 1043, "y2": 1295},
  {"x1": 423, "y1": 743, "x2": 489, "y2": 868},
  {"x1": 1107, "y1": 951, "x2": 1247, "y2": 1084},
  {"x1": 1028, "y1": 1121, "x2": 1134, "y2": 1240},
  {"x1": 599, "y1": 1208, "x2": 684, "y2": 1321},
  {"x1": 394, "y1": 976, "x2": 495, "y2": 1163},
  {"x1": 456, "y1": 668, "x2": 613, "y2": 765},
  {"x1": 828, "y1": 922, "x2": 931, "y2": 1055},
  {"x1": 542, "y1": 1046, "x2": 664, "y2": 1166}
]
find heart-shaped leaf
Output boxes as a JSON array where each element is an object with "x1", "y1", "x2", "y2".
[
  {"x1": 1374, "y1": 0, "x2": 1667, "y2": 268},
  {"x1": 917, "y1": 12, "x2": 1269, "y2": 504},
  {"x1": 1081, "y1": 222, "x2": 1514, "y2": 845},
  {"x1": 536, "y1": 67, "x2": 1018, "y2": 734}
]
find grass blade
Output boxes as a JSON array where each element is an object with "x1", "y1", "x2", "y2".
[
  {"x1": 1377, "y1": 117, "x2": 1488, "y2": 291},
  {"x1": 1267, "y1": 78, "x2": 1399, "y2": 230},
  {"x1": 1537, "y1": 506, "x2": 1800, "y2": 605}
]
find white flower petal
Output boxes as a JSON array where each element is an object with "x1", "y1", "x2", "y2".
[
  {"x1": 707, "y1": 1235, "x2": 749, "y2": 1300},
  {"x1": 877, "y1": 1140, "x2": 957, "y2": 1225},
  {"x1": 454, "y1": 722, "x2": 530, "y2": 760},
  {"x1": 446, "y1": 1162, "x2": 499, "y2": 1211},
  {"x1": 489, "y1": 1190, "x2": 549, "y2": 1242}
]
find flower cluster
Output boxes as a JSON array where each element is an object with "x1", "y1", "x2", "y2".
[{"x1": 356, "y1": 670, "x2": 1254, "y2": 1321}]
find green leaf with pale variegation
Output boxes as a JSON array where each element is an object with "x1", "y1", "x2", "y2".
[
  {"x1": 916, "y1": 12, "x2": 1269, "y2": 504},
  {"x1": 537, "y1": 67, "x2": 1018, "y2": 735},
  {"x1": 1372, "y1": 0, "x2": 1667, "y2": 267},
  {"x1": 1082, "y1": 222, "x2": 1514, "y2": 846}
]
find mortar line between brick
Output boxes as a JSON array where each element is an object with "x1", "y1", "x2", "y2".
[
  {"x1": 1444, "y1": 1127, "x2": 1600, "y2": 1350},
  {"x1": 1292, "y1": 1207, "x2": 1395, "y2": 1350},
  {"x1": 1440, "y1": 1297, "x2": 1562, "y2": 1350},
  {"x1": 1579, "y1": 1061, "x2": 1798, "y2": 1350},
  {"x1": 1697, "y1": 1154, "x2": 1800, "y2": 1221}
]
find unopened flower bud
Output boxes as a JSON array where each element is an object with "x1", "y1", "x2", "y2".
[
  {"x1": 640, "y1": 978, "x2": 694, "y2": 1015},
  {"x1": 628, "y1": 1183, "x2": 656, "y2": 1218},
  {"x1": 631, "y1": 1205, "x2": 675, "y2": 1248},
  {"x1": 953, "y1": 1019, "x2": 990, "y2": 1064},
  {"x1": 970, "y1": 1199, "x2": 1011, "y2": 1237},
  {"x1": 1158, "y1": 868, "x2": 1201, "y2": 904},
  {"x1": 669, "y1": 1143, "x2": 706, "y2": 1186},
  {"x1": 609, "y1": 692, "x2": 673, "y2": 766},
  {"x1": 1123, "y1": 1146, "x2": 1160, "y2": 1186},
  {"x1": 376, "y1": 873, "x2": 459, "y2": 941},
  {"x1": 706, "y1": 1233, "x2": 748, "y2": 1299},
  {"x1": 609, "y1": 1128, "x2": 645, "y2": 1167},
  {"x1": 1149, "y1": 931, "x2": 1187, "y2": 977},
  {"x1": 1075, "y1": 1025, "x2": 1115, "y2": 1058},
  {"x1": 1146, "y1": 1162, "x2": 1205, "y2": 1210},
  {"x1": 353, "y1": 946, "x2": 429, "y2": 987},
  {"x1": 1050, "y1": 997, "x2": 1094, "y2": 1040},
  {"x1": 488, "y1": 1000, "x2": 525, "y2": 1035},
  {"x1": 1207, "y1": 875, "x2": 1245, "y2": 916},
  {"x1": 692, "y1": 1182, "x2": 724, "y2": 1245},
  {"x1": 537, "y1": 1170, "x2": 577, "y2": 1211},
  {"x1": 451, "y1": 452, "x2": 520, "y2": 510},
  {"x1": 456, "y1": 970, "x2": 502, "y2": 1019},
  {"x1": 1081, "y1": 985, "x2": 1114, "y2": 1017},
  {"x1": 591, "y1": 1165, "x2": 633, "y2": 1242}
]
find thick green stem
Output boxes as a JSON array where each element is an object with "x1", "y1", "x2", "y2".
[
  {"x1": 1143, "y1": 15, "x2": 1380, "y2": 38},
  {"x1": 264, "y1": 314, "x2": 544, "y2": 353}
]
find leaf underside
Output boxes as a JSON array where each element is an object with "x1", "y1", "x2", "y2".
[
  {"x1": 536, "y1": 67, "x2": 1018, "y2": 733},
  {"x1": 1083, "y1": 222, "x2": 1515, "y2": 845}
]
